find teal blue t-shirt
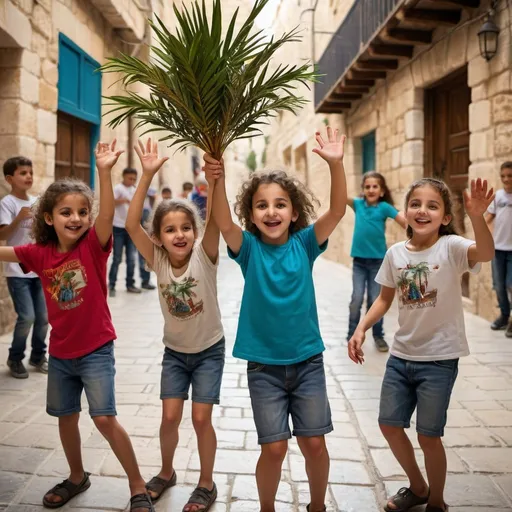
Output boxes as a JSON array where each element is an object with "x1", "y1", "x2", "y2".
[
  {"x1": 351, "y1": 197, "x2": 398, "y2": 259},
  {"x1": 228, "y1": 225, "x2": 327, "y2": 365}
]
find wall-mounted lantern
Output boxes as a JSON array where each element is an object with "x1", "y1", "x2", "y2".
[{"x1": 478, "y1": 1, "x2": 500, "y2": 61}]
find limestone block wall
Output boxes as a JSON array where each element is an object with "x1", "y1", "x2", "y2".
[{"x1": 265, "y1": 0, "x2": 512, "y2": 321}]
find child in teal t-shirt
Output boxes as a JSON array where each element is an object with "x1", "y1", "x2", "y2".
[
  {"x1": 205, "y1": 127, "x2": 347, "y2": 512},
  {"x1": 347, "y1": 171, "x2": 406, "y2": 352}
]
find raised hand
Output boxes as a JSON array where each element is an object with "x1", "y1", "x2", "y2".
[
  {"x1": 95, "y1": 139, "x2": 124, "y2": 172},
  {"x1": 463, "y1": 178, "x2": 495, "y2": 218},
  {"x1": 348, "y1": 330, "x2": 365, "y2": 365},
  {"x1": 134, "y1": 138, "x2": 169, "y2": 176},
  {"x1": 16, "y1": 206, "x2": 32, "y2": 222},
  {"x1": 202, "y1": 153, "x2": 224, "y2": 183},
  {"x1": 312, "y1": 126, "x2": 346, "y2": 163}
]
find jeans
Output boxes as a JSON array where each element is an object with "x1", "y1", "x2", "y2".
[
  {"x1": 492, "y1": 249, "x2": 512, "y2": 319},
  {"x1": 139, "y1": 209, "x2": 151, "y2": 285},
  {"x1": 47, "y1": 341, "x2": 116, "y2": 417},
  {"x1": 347, "y1": 257, "x2": 384, "y2": 340},
  {"x1": 108, "y1": 227, "x2": 136, "y2": 289},
  {"x1": 247, "y1": 353, "x2": 333, "y2": 444},
  {"x1": 379, "y1": 355, "x2": 459, "y2": 437},
  {"x1": 6, "y1": 277, "x2": 48, "y2": 363}
]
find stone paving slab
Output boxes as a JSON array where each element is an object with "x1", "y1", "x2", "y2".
[{"x1": 0, "y1": 256, "x2": 511, "y2": 510}]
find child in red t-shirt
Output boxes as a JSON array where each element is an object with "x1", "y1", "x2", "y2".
[{"x1": 0, "y1": 141, "x2": 154, "y2": 512}]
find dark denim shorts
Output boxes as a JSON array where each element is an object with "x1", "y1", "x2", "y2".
[
  {"x1": 247, "y1": 353, "x2": 333, "y2": 444},
  {"x1": 379, "y1": 355, "x2": 459, "y2": 437},
  {"x1": 47, "y1": 341, "x2": 116, "y2": 417},
  {"x1": 160, "y1": 338, "x2": 225, "y2": 404}
]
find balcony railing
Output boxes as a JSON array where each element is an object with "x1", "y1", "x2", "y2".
[{"x1": 314, "y1": 0, "x2": 403, "y2": 110}]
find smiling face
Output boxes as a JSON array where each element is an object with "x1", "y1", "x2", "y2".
[
  {"x1": 405, "y1": 185, "x2": 451, "y2": 239},
  {"x1": 500, "y1": 166, "x2": 512, "y2": 194},
  {"x1": 44, "y1": 193, "x2": 92, "y2": 249},
  {"x1": 250, "y1": 183, "x2": 298, "y2": 245},
  {"x1": 362, "y1": 177, "x2": 384, "y2": 205},
  {"x1": 158, "y1": 210, "x2": 197, "y2": 263}
]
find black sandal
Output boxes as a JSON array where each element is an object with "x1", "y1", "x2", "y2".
[
  {"x1": 426, "y1": 504, "x2": 449, "y2": 512},
  {"x1": 384, "y1": 487, "x2": 429, "y2": 512},
  {"x1": 130, "y1": 493, "x2": 155, "y2": 511},
  {"x1": 307, "y1": 505, "x2": 327, "y2": 511},
  {"x1": 183, "y1": 482, "x2": 217, "y2": 512},
  {"x1": 42, "y1": 472, "x2": 91, "y2": 508},
  {"x1": 145, "y1": 471, "x2": 177, "y2": 502}
]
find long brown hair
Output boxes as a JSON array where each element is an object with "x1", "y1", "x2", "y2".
[
  {"x1": 235, "y1": 170, "x2": 319, "y2": 236},
  {"x1": 404, "y1": 178, "x2": 458, "y2": 238},
  {"x1": 32, "y1": 179, "x2": 94, "y2": 245},
  {"x1": 362, "y1": 171, "x2": 394, "y2": 205}
]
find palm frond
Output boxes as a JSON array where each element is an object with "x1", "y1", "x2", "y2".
[{"x1": 101, "y1": 0, "x2": 318, "y2": 159}]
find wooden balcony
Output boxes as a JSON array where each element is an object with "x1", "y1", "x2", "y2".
[{"x1": 315, "y1": 0, "x2": 482, "y2": 114}]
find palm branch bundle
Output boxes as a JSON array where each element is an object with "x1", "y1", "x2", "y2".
[{"x1": 100, "y1": 0, "x2": 317, "y2": 162}]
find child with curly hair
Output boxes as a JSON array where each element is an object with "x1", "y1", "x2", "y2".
[{"x1": 204, "y1": 127, "x2": 347, "y2": 512}]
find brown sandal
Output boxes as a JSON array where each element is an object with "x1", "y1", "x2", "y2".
[
  {"x1": 145, "y1": 471, "x2": 177, "y2": 502},
  {"x1": 42, "y1": 472, "x2": 91, "y2": 508},
  {"x1": 183, "y1": 482, "x2": 217, "y2": 512}
]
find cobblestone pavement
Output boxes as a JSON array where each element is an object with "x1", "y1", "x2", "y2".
[{"x1": 0, "y1": 255, "x2": 511, "y2": 511}]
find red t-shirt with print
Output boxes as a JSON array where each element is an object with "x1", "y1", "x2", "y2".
[{"x1": 14, "y1": 227, "x2": 117, "y2": 359}]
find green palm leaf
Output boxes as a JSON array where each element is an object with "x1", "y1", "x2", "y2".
[{"x1": 100, "y1": 0, "x2": 318, "y2": 160}]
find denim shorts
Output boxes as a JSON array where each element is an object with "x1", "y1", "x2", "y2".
[
  {"x1": 247, "y1": 353, "x2": 333, "y2": 444},
  {"x1": 47, "y1": 342, "x2": 116, "y2": 418},
  {"x1": 379, "y1": 355, "x2": 459, "y2": 437},
  {"x1": 160, "y1": 338, "x2": 225, "y2": 404}
]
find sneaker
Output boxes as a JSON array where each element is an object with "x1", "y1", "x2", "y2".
[
  {"x1": 109, "y1": 288, "x2": 116, "y2": 298},
  {"x1": 7, "y1": 360, "x2": 28, "y2": 379},
  {"x1": 491, "y1": 316, "x2": 509, "y2": 330},
  {"x1": 141, "y1": 282, "x2": 156, "y2": 290},
  {"x1": 506, "y1": 321, "x2": 512, "y2": 338},
  {"x1": 374, "y1": 337, "x2": 389, "y2": 352},
  {"x1": 127, "y1": 286, "x2": 142, "y2": 294},
  {"x1": 29, "y1": 356, "x2": 48, "y2": 374}
]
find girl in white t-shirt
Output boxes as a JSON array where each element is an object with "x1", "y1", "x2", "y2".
[
  {"x1": 348, "y1": 178, "x2": 494, "y2": 512},
  {"x1": 126, "y1": 139, "x2": 224, "y2": 512}
]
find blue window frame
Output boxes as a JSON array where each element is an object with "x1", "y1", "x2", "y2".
[
  {"x1": 57, "y1": 33, "x2": 101, "y2": 188},
  {"x1": 362, "y1": 131, "x2": 376, "y2": 173}
]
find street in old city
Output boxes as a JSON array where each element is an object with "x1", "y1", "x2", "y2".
[{"x1": 0, "y1": 257, "x2": 511, "y2": 511}]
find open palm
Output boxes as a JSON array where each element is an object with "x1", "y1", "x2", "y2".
[
  {"x1": 463, "y1": 178, "x2": 494, "y2": 217},
  {"x1": 134, "y1": 138, "x2": 169, "y2": 176},
  {"x1": 95, "y1": 139, "x2": 124, "y2": 172},
  {"x1": 312, "y1": 127, "x2": 346, "y2": 164}
]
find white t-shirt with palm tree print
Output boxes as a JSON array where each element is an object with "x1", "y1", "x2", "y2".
[
  {"x1": 376, "y1": 235, "x2": 479, "y2": 361},
  {"x1": 152, "y1": 242, "x2": 224, "y2": 353}
]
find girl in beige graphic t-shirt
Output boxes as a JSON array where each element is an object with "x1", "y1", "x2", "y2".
[{"x1": 126, "y1": 139, "x2": 224, "y2": 512}]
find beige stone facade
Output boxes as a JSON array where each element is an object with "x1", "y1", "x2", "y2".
[
  {"x1": 0, "y1": 0, "x2": 254, "y2": 334},
  {"x1": 264, "y1": 0, "x2": 512, "y2": 321}
]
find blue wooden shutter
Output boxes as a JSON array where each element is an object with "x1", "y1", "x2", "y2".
[{"x1": 362, "y1": 131, "x2": 376, "y2": 173}]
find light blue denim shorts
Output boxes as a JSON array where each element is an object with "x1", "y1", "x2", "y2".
[
  {"x1": 247, "y1": 353, "x2": 333, "y2": 444},
  {"x1": 379, "y1": 355, "x2": 459, "y2": 437},
  {"x1": 47, "y1": 341, "x2": 116, "y2": 417},
  {"x1": 160, "y1": 338, "x2": 225, "y2": 404}
]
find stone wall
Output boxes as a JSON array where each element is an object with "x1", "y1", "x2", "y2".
[{"x1": 265, "y1": 0, "x2": 512, "y2": 321}]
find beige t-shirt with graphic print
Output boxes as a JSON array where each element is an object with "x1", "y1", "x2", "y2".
[{"x1": 152, "y1": 242, "x2": 224, "y2": 353}]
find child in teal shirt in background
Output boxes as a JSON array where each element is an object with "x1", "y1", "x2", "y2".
[{"x1": 347, "y1": 171, "x2": 407, "y2": 352}]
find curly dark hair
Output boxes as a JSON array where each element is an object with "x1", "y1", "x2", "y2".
[
  {"x1": 150, "y1": 198, "x2": 203, "y2": 240},
  {"x1": 404, "y1": 178, "x2": 457, "y2": 238},
  {"x1": 32, "y1": 179, "x2": 94, "y2": 245},
  {"x1": 362, "y1": 171, "x2": 394, "y2": 205},
  {"x1": 234, "y1": 170, "x2": 319, "y2": 236}
]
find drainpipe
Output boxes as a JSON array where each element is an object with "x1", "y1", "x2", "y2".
[{"x1": 300, "y1": 0, "x2": 320, "y2": 62}]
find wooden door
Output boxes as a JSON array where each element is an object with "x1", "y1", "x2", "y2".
[
  {"x1": 55, "y1": 112, "x2": 91, "y2": 183},
  {"x1": 425, "y1": 68, "x2": 471, "y2": 296}
]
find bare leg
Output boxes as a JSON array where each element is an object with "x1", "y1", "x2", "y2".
[
  {"x1": 297, "y1": 436, "x2": 329, "y2": 512},
  {"x1": 418, "y1": 434, "x2": 447, "y2": 510},
  {"x1": 93, "y1": 416, "x2": 147, "y2": 504},
  {"x1": 380, "y1": 425, "x2": 428, "y2": 510},
  {"x1": 184, "y1": 402, "x2": 217, "y2": 512},
  {"x1": 44, "y1": 413, "x2": 85, "y2": 504},
  {"x1": 157, "y1": 399, "x2": 184, "y2": 484},
  {"x1": 256, "y1": 440, "x2": 288, "y2": 512}
]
